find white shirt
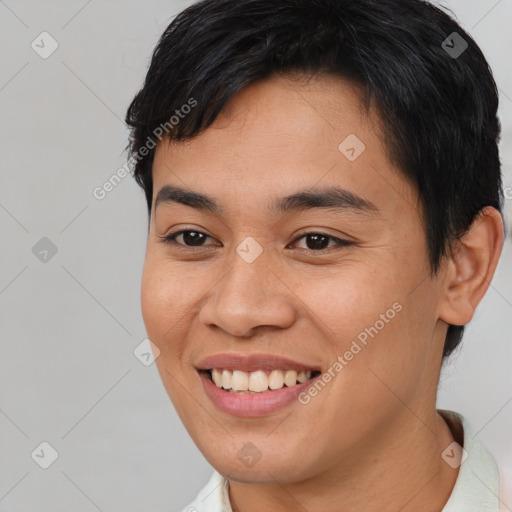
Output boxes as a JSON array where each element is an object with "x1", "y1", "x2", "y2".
[{"x1": 179, "y1": 409, "x2": 501, "y2": 512}]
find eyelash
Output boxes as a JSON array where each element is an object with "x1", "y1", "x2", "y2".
[{"x1": 157, "y1": 229, "x2": 353, "y2": 254}]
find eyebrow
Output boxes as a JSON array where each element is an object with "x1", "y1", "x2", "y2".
[{"x1": 154, "y1": 185, "x2": 379, "y2": 216}]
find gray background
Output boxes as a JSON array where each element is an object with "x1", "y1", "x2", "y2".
[{"x1": 0, "y1": 1, "x2": 510, "y2": 511}]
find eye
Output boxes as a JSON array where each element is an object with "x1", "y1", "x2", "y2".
[
  {"x1": 158, "y1": 229, "x2": 215, "y2": 248},
  {"x1": 159, "y1": 229, "x2": 353, "y2": 253},
  {"x1": 288, "y1": 232, "x2": 353, "y2": 252}
]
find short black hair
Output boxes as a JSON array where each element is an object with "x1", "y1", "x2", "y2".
[{"x1": 125, "y1": 0, "x2": 504, "y2": 361}]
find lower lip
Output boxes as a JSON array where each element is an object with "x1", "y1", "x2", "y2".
[{"x1": 199, "y1": 371, "x2": 318, "y2": 417}]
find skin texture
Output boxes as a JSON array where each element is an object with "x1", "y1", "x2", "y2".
[{"x1": 140, "y1": 73, "x2": 504, "y2": 512}]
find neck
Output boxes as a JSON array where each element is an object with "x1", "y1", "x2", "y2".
[{"x1": 228, "y1": 409, "x2": 459, "y2": 512}]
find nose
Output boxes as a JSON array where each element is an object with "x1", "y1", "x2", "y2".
[{"x1": 198, "y1": 251, "x2": 297, "y2": 338}]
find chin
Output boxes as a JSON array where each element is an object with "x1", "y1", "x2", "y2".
[{"x1": 201, "y1": 445, "x2": 317, "y2": 485}]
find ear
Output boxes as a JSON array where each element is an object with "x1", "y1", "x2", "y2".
[{"x1": 438, "y1": 206, "x2": 505, "y2": 326}]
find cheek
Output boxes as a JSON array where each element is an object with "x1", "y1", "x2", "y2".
[
  {"x1": 140, "y1": 262, "x2": 167, "y2": 339},
  {"x1": 286, "y1": 263, "x2": 401, "y2": 348},
  {"x1": 140, "y1": 257, "x2": 193, "y2": 352},
  {"x1": 321, "y1": 287, "x2": 439, "y2": 427},
  {"x1": 140, "y1": 260, "x2": 195, "y2": 406},
  {"x1": 294, "y1": 265, "x2": 425, "y2": 391}
]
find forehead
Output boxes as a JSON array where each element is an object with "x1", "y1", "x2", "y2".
[{"x1": 152, "y1": 73, "x2": 417, "y2": 217}]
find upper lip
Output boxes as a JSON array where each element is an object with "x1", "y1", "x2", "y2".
[{"x1": 196, "y1": 353, "x2": 321, "y2": 373}]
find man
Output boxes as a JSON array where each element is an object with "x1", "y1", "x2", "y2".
[{"x1": 125, "y1": 0, "x2": 506, "y2": 510}]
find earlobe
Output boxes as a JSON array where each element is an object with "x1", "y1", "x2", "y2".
[{"x1": 438, "y1": 206, "x2": 504, "y2": 326}]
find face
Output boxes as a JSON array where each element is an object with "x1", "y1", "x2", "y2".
[{"x1": 141, "y1": 73, "x2": 449, "y2": 484}]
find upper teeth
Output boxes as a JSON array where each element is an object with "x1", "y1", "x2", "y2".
[{"x1": 211, "y1": 369, "x2": 312, "y2": 393}]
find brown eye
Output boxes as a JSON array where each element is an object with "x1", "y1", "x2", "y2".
[
  {"x1": 159, "y1": 230, "x2": 213, "y2": 247},
  {"x1": 290, "y1": 232, "x2": 353, "y2": 252}
]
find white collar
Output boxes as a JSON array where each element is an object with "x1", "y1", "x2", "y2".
[
  {"x1": 438, "y1": 409, "x2": 500, "y2": 511},
  {"x1": 181, "y1": 409, "x2": 500, "y2": 512}
]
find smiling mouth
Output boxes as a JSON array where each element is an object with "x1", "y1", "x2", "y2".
[{"x1": 200, "y1": 368, "x2": 322, "y2": 394}]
